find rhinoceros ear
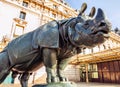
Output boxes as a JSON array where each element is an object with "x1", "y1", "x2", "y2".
[
  {"x1": 95, "y1": 8, "x2": 106, "y2": 21},
  {"x1": 78, "y1": 3, "x2": 87, "y2": 16},
  {"x1": 89, "y1": 7, "x2": 96, "y2": 18}
]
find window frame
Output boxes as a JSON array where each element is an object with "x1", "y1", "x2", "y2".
[{"x1": 19, "y1": 11, "x2": 26, "y2": 20}]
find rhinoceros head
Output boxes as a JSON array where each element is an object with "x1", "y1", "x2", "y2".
[{"x1": 68, "y1": 8, "x2": 111, "y2": 48}]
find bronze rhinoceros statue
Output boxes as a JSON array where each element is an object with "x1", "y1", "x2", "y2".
[{"x1": 0, "y1": 3, "x2": 111, "y2": 87}]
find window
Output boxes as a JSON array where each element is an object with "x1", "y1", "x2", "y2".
[
  {"x1": 14, "y1": 25, "x2": 24, "y2": 37},
  {"x1": 22, "y1": 1, "x2": 28, "y2": 7},
  {"x1": 53, "y1": 4, "x2": 57, "y2": 9},
  {"x1": 58, "y1": 6, "x2": 63, "y2": 11},
  {"x1": 19, "y1": 11, "x2": 26, "y2": 19},
  {"x1": 89, "y1": 64, "x2": 98, "y2": 79},
  {"x1": 92, "y1": 72, "x2": 98, "y2": 78},
  {"x1": 52, "y1": 13, "x2": 56, "y2": 18},
  {"x1": 89, "y1": 64, "x2": 98, "y2": 71},
  {"x1": 31, "y1": 2, "x2": 35, "y2": 8},
  {"x1": 64, "y1": 10, "x2": 68, "y2": 14},
  {"x1": 45, "y1": 0, "x2": 49, "y2": 2}
]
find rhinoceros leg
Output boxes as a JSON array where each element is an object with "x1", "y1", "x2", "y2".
[
  {"x1": 43, "y1": 48, "x2": 59, "y2": 83},
  {"x1": 57, "y1": 58, "x2": 72, "y2": 82},
  {"x1": 11, "y1": 71, "x2": 18, "y2": 83},
  {"x1": 0, "y1": 51, "x2": 11, "y2": 83},
  {"x1": 19, "y1": 72, "x2": 30, "y2": 87}
]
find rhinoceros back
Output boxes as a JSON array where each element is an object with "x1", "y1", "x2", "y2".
[
  {"x1": 32, "y1": 20, "x2": 59, "y2": 48},
  {"x1": 6, "y1": 20, "x2": 59, "y2": 65}
]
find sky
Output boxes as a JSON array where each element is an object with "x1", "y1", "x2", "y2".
[{"x1": 65, "y1": 0, "x2": 120, "y2": 29}]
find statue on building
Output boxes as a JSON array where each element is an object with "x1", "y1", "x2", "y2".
[
  {"x1": 114, "y1": 27, "x2": 120, "y2": 35},
  {"x1": 0, "y1": 3, "x2": 111, "y2": 87}
]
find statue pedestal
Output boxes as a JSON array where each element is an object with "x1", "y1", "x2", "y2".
[{"x1": 32, "y1": 82, "x2": 77, "y2": 87}]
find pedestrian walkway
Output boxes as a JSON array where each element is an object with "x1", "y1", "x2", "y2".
[
  {"x1": 77, "y1": 82, "x2": 120, "y2": 87},
  {"x1": 0, "y1": 82, "x2": 120, "y2": 87}
]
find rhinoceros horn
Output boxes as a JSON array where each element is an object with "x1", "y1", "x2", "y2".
[
  {"x1": 95, "y1": 8, "x2": 106, "y2": 21},
  {"x1": 89, "y1": 7, "x2": 96, "y2": 18},
  {"x1": 78, "y1": 3, "x2": 87, "y2": 16}
]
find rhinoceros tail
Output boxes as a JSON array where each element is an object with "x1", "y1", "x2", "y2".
[
  {"x1": 0, "y1": 70, "x2": 10, "y2": 84},
  {"x1": 0, "y1": 64, "x2": 15, "y2": 84}
]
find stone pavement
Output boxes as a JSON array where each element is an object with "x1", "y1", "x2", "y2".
[
  {"x1": 76, "y1": 82, "x2": 120, "y2": 87},
  {"x1": 0, "y1": 82, "x2": 120, "y2": 87}
]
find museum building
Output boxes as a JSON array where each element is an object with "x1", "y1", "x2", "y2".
[{"x1": 0, "y1": 0, "x2": 120, "y2": 84}]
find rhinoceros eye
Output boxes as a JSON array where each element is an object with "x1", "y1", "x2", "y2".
[
  {"x1": 83, "y1": 22, "x2": 89, "y2": 29},
  {"x1": 85, "y1": 22, "x2": 89, "y2": 25}
]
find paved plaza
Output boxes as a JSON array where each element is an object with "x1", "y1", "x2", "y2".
[
  {"x1": 0, "y1": 82, "x2": 120, "y2": 87},
  {"x1": 77, "y1": 82, "x2": 120, "y2": 87}
]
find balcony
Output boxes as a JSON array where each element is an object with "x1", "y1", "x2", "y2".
[{"x1": 13, "y1": 18, "x2": 27, "y2": 27}]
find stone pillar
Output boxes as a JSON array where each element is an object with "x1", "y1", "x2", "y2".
[{"x1": 85, "y1": 64, "x2": 89, "y2": 83}]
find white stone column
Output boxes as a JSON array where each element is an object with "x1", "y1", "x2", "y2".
[{"x1": 85, "y1": 64, "x2": 89, "y2": 83}]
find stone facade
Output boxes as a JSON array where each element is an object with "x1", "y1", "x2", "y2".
[
  {"x1": 0, "y1": 0, "x2": 77, "y2": 42},
  {"x1": 0, "y1": 0, "x2": 79, "y2": 84}
]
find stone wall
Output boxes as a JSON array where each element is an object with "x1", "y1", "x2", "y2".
[{"x1": 64, "y1": 65, "x2": 80, "y2": 82}]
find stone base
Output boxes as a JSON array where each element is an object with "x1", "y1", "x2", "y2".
[{"x1": 32, "y1": 82, "x2": 77, "y2": 87}]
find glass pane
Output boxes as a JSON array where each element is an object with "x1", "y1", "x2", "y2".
[
  {"x1": 92, "y1": 72, "x2": 98, "y2": 78},
  {"x1": 19, "y1": 12, "x2": 26, "y2": 19},
  {"x1": 22, "y1": 1, "x2": 28, "y2": 7}
]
